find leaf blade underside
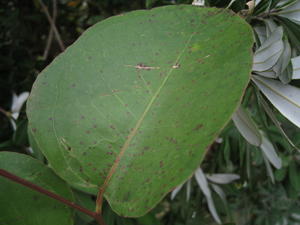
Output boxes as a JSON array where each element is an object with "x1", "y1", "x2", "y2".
[{"x1": 27, "y1": 5, "x2": 253, "y2": 217}]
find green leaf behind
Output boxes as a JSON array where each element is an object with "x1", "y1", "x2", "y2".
[{"x1": 0, "y1": 151, "x2": 74, "y2": 225}]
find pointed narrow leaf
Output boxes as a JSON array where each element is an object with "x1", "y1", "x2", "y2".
[
  {"x1": 292, "y1": 56, "x2": 300, "y2": 79},
  {"x1": 253, "y1": 27, "x2": 284, "y2": 71},
  {"x1": 27, "y1": 5, "x2": 253, "y2": 217},
  {"x1": 256, "y1": 26, "x2": 283, "y2": 50},
  {"x1": 254, "y1": 26, "x2": 267, "y2": 45},
  {"x1": 170, "y1": 183, "x2": 184, "y2": 200},
  {"x1": 11, "y1": 92, "x2": 29, "y2": 118},
  {"x1": 262, "y1": 151, "x2": 275, "y2": 183},
  {"x1": 252, "y1": 75, "x2": 300, "y2": 127},
  {"x1": 280, "y1": 39, "x2": 292, "y2": 73},
  {"x1": 258, "y1": 94, "x2": 300, "y2": 151},
  {"x1": 277, "y1": 17, "x2": 300, "y2": 53},
  {"x1": 291, "y1": 213, "x2": 300, "y2": 221},
  {"x1": 207, "y1": 197, "x2": 222, "y2": 224},
  {"x1": 256, "y1": 70, "x2": 277, "y2": 78},
  {"x1": 255, "y1": 0, "x2": 262, "y2": 7},
  {"x1": 254, "y1": 0, "x2": 271, "y2": 14},
  {"x1": 260, "y1": 132, "x2": 282, "y2": 169},
  {"x1": 278, "y1": 39, "x2": 292, "y2": 84},
  {"x1": 192, "y1": 0, "x2": 205, "y2": 6},
  {"x1": 278, "y1": 1, "x2": 300, "y2": 22},
  {"x1": 195, "y1": 168, "x2": 211, "y2": 198},
  {"x1": 206, "y1": 173, "x2": 240, "y2": 184},
  {"x1": 275, "y1": 0, "x2": 299, "y2": 9},
  {"x1": 232, "y1": 106, "x2": 262, "y2": 146},
  {"x1": 265, "y1": 19, "x2": 278, "y2": 35},
  {"x1": 211, "y1": 184, "x2": 226, "y2": 203},
  {"x1": 0, "y1": 152, "x2": 74, "y2": 225}
]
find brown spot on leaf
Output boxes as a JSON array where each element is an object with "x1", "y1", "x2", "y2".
[
  {"x1": 193, "y1": 124, "x2": 203, "y2": 131},
  {"x1": 160, "y1": 161, "x2": 164, "y2": 168}
]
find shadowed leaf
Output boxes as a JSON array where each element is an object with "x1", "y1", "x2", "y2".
[{"x1": 0, "y1": 152, "x2": 74, "y2": 225}]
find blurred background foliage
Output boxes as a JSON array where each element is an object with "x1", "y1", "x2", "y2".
[{"x1": 1, "y1": 0, "x2": 300, "y2": 225}]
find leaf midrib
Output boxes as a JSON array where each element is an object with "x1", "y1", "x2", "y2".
[{"x1": 97, "y1": 32, "x2": 196, "y2": 200}]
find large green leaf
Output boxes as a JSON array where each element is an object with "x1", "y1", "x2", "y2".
[
  {"x1": 0, "y1": 152, "x2": 74, "y2": 225},
  {"x1": 27, "y1": 5, "x2": 253, "y2": 217}
]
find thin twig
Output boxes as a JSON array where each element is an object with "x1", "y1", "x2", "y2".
[
  {"x1": 43, "y1": 26, "x2": 54, "y2": 60},
  {"x1": 39, "y1": 0, "x2": 65, "y2": 51},
  {"x1": 0, "y1": 107, "x2": 8, "y2": 117},
  {"x1": 42, "y1": 0, "x2": 57, "y2": 59},
  {"x1": 0, "y1": 169, "x2": 107, "y2": 225}
]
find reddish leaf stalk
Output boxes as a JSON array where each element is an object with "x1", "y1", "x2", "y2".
[{"x1": 0, "y1": 169, "x2": 107, "y2": 225}]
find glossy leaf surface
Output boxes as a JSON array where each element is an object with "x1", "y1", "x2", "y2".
[
  {"x1": 232, "y1": 106, "x2": 262, "y2": 146},
  {"x1": 27, "y1": 5, "x2": 253, "y2": 216},
  {"x1": 252, "y1": 75, "x2": 300, "y2": 128},
  {"x1": 0, "y1": 152, "x2": 74, "y2": 225}
]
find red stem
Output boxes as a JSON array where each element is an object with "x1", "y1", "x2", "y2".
[{"x1": 0, "y1": 169, "x2": 107, "y2": 225}]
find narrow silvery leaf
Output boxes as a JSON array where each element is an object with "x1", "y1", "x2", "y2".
[
  {"x1": 254, "y1": 26, "x2": 267, "y2": 45},
  {"x1": 256, "y1": 70, "x2": 277, "y2": 78},
  {"x1": 186, "y1": 179, "x2": 191, "y2": 201},
  {"x1": 291, "y1": 213, "x2": 300, "y2": 220},
  {"x1": 276, "y1": 0, "x2": 298, "y2": 9},
  {"x1": 279, "y1": 62, "x2": 293, "y2": 84},
  {"x1": 171, "y1": 183, "x2": 184, "y2": 200},
  {"x1": 252, "y1": 75, "x2": 300, "y2": 128},
  {"x1": 195, "y1": 168, "x2": 211, "y2": 198},
  {"x1": 9, "y1": 119, "x2": 16, "y2": 131},
  {"x1": 192, "y1": 0, "x2": 204, "y2": 6},
  {"x1": 253, "y1": 41, "x2": 284, "y2": 71},
  {"x1": 280, "y1": 39, "x2": 292, "y2": 73},
  {"x1": 265, "y1": 19, "x2": 278, "y2": 35},
  {"x1": 292, "y1": 56, "x2": 300, "y2": 79},
  {"x1": 207, "y1": 197, "x2": 222, "y2": 224},
  {"x1": 211, "y1": 184, "x2": 226, "y2": 203},
  {"x1": 227, "y1": 0, "x2": 237, "y2": 8},
  {"x1": 262, "y1": 151, "x2": 275, "y2": 183},
  {"x1": 256, "y1": 26, "x2": 283, "y2": 51},
  {"x1": 206, "y1": 173, "x2": 240, "y2": 184},
  {"x1": 255, "y1": 0, "x2": 262, "y2": 7},
  {"x1": 11, "y1": 92, "x2": 29, "y2": 120},
  {"x1": 278, "y1": 39, "x2": 292, "y2": 83},
  {"x1": 257, "y1": 39, "x2": 291, "y2": 80},
  {"x1": 278, "y1": 1, "x2": 300, "y2": 22},
  {"x1": 259, "y1": 94, "x2": 300, "y2": 151},
  {"x1": 232, "y1": 106, "x2": 262, "y2": 146},
  {"x1": 260, "y1": 132, "x2": 282, "y2": 169},
  {"x1": 253, "y1": 26, "x2": 284, "y2": 71}
]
